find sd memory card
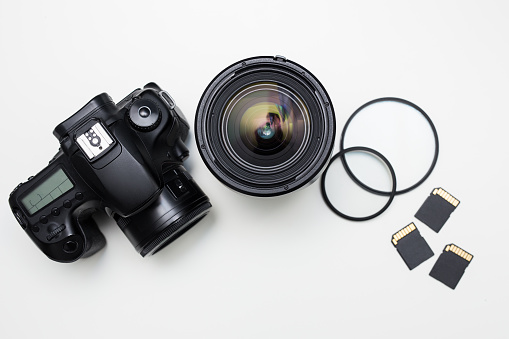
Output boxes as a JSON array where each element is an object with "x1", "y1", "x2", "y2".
[
  {"x1": 415, "y1": 188, "x2": 460, "y2": 232},
  {"x1": 429, "y1": 244, "x2": 473, "y2": 289},
  {"x1": 392, "y1": 222, "x2": 434, "y2": 270}
]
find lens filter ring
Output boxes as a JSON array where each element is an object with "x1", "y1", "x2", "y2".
[
  {"x1": 320, "y1": 146, "x2": 397, "y2": 221},
  {"x1": 340, "y1": 97, "x2": 439, "y2": 196}
]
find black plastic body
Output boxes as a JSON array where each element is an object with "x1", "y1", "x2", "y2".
[
  {"x1": 415, "y1": 194, "x2": 457, "y2": 233},
  {"x1": 429, "y1": 246, "x2": 472, "y2": 289},
  {"x1": 9, "y1": 83, "x2": 211, "y2": 263},
  {"x1": 393, "y1": 228, "x2": 434, "y2": 270},
  {"x1": 115, "y1": 166, "x2": 211, "y2": 257},
  {"x1": 195, "y1": 56, "x2": 336, "y2": 197}
]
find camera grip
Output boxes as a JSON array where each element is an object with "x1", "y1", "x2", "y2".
[
  {"x1": 36, "y1": 205, "x2": 106, "y2": 263},
  {"x1": 74, "y1": 209, "x2": 106, "y2": 259}
]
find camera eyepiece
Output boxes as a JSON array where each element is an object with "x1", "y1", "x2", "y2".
[{"x1": 195, "y1": 56, "x2": 336, "y2": 197}]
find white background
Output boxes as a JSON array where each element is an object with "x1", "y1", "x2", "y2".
[{"x1": 1, "y1": 1, "x2": 508, "y2": 338}]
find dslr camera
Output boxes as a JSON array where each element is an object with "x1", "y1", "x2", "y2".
[{"x1": 9, "y1": 83, "x2": 211, "y2": 263}]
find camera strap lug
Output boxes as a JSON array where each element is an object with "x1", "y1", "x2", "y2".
[{"x1": 159, "y1": 90, "x2": 176, "y2": 110}]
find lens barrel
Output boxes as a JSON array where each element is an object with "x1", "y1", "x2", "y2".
[
  {"x1": 195, "y1": 56, "x2": 336, "y2": 196},
  {"x1": 114, "y1": 166, "x2": 211, "y2": 256}
]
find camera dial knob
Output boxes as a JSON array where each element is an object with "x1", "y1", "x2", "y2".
[{"x1": 128, "y1": 99, "x2": 162, "y2": 131}]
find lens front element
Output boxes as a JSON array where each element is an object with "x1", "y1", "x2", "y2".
[{"x1": 223, "y1": 82, "x2": 310, "y2": 171}]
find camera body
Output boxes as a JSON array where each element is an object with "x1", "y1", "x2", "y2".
[{"x1": 9, "y1": 83, "x2": 211, "y2": 263}]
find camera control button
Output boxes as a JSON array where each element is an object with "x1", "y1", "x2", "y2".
[
  {"x1": 32, "y1": 225, "x2": 39, "y2": 233},
  {"x1": 14, "y1": 209, "x2": 27, "y2": 229},
  {"x1": 63, "y1": 241, "x2": 78, "y2": 253},
  {"x1": 51, "y1": 207, "x2": 60, "y2": 216},
  {"x1": 128, "y1": 99, "x2": 161, "y2": 131},
  {"x1": 39, "y1": 215, "x2": 49, "y2": 224},
  {"x1": 159, "y1": 90, "x2": 176, "y2": 109},
  {"x1": 75, "y1": 192, "x2": 83, "y2": 200},
  {"x1": 167, "y1": 179, "x2": 188, "y2": 199},
  {"x1": 63, "y1": 200, "x2": 72, "y2": 208}
]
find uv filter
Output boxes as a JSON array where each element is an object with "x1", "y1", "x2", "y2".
[
  {"x1": 321, "y1": 147, "x2": 396, "y2": 221},
  {"x1": 340, "y1": 98, "x2": 438, "y2": 196}
]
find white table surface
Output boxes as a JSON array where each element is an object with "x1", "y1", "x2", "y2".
[{"x1": 1, "y1": 1, "x2": 507, "y2": 338}]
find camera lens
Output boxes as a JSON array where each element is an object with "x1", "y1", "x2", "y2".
[
  {"x1": 223, "y1": 82, "x2": 311, "y2": 170},
  {"x1": 114, "y1": 167, "x2": 212, "y2": 257},
  {"x1": 196, "y1": 56, "x2": 335, "y2": 196}
]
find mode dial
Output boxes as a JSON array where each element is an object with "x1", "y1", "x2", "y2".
[{"x1": 128, "y1": 99, "x2": 162, "y2": 131}]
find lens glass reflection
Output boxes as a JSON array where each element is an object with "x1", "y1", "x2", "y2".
[{"x1": 221, "y1": 82, "x2": 310, "y2": 170}]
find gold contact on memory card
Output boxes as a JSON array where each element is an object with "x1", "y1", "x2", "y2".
[
  {"x1": 445, "y1": 244, "x2": 473, "y2": 262},
  {"x1": 392, "y1": 222, "x2": 416, "y2": 245},
  {"x1": 430, "y1": 243, "x2": 473, "y2": 289},
  {"x1": 391, "y1": 222, "x2": 434, "y2": 270},
  {"x1": 433, "y1": 188, "x2": 460, "y2": 207}
]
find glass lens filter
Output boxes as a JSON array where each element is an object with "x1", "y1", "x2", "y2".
[{"x1": 195, "y1": 56, "x2": 335, "y2": 196}]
